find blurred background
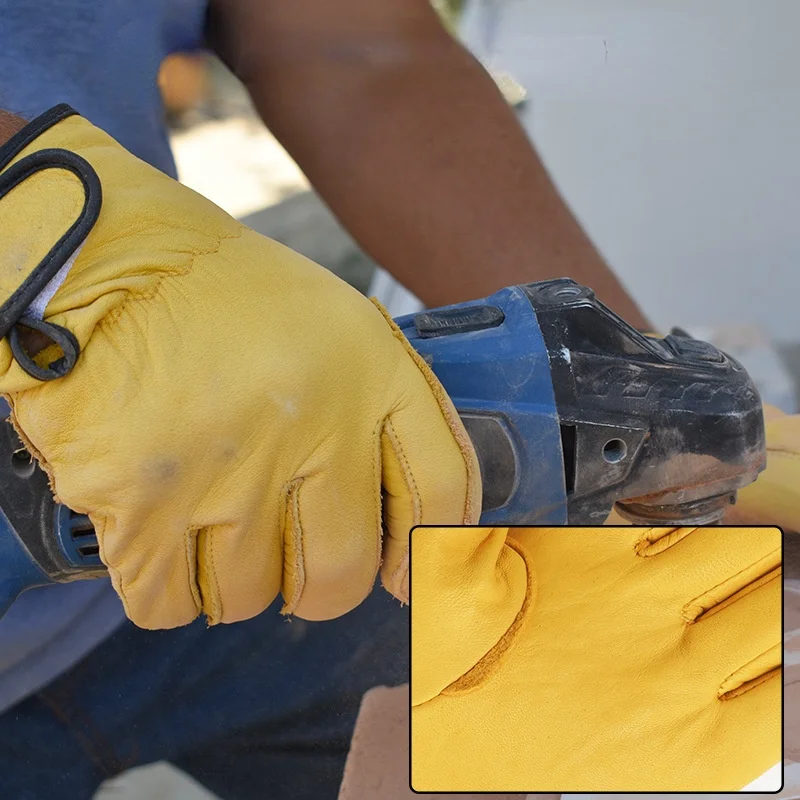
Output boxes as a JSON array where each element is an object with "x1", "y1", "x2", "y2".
[{"x1": 154, "y1": 0, "x2": 800, "y2": 416}]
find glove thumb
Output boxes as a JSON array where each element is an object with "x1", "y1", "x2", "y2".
[{"x1": 410, "y1": 527, "x2": 531, "y2": 706}]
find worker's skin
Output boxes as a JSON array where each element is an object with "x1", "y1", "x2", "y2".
[
  {"x1": 0, "y1": 111, "x2": 25, "y2": 141},
  {"x1": 0, "y1": 1, "x2": 648, "y2": 329}
]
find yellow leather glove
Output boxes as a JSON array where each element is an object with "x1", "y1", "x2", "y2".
[
  {"x1": 724, "y1": 404, "x2": 800, "y2": 531},
  {"x1": 0, "y1": 105, "x2": 480, "y2": 629},
  {"x1": 411, "y1": 526, "x2": 782, "y2": 792}
]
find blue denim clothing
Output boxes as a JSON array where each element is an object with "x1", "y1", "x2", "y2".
[
  {"x1": 0, "y1": 587, "x2": 409, "y2": 799},
  {"x1": 0, "y1": 0, "x2": 207, "y2": 712},
  {"x1": 0, "y1": 0, "x2": 206, "y2": 177}
]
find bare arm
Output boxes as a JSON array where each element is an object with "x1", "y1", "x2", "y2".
[
  {"x1": 206, "y1": 0, "x2": 650, "y2": 327},
  {"x1": 0, "y1": 109, "x2": 25, "y2": 144}
]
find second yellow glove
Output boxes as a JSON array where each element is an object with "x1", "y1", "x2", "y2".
[{"x1": 725, "y1": 404, "x2": 800, "y2": 531}]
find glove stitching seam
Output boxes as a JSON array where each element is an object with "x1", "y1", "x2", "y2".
[
  {"x1": 381, "y1": 416, "x2": 420, "y2": 603},
  {"x1": 91, "y1": 516, "x2": 140, "y2": 627},
  {"x1": 384, "y1": 416, "x2": 423, "y2": 522},
  {"x1": 96, "y1": 516, "x2": 133, "y2": 621},
  {"x1": 280, "y1": 478, "x2": 306, "y2": 616},
  {"x1": 766, "y1": 448, "x2": 800, "y2": 459},
  {"x1": 89, "y1": 231, "x2": 243, "y2": 344},
  {"x1": 682, "y1": 547, "x2": 782, "y2": 623},
  {"x1": 199, "y1": 526, "x2": 223, "y2": 624},
  {"x1": 183, "y1": 527, "x2": 203, "y2": 622},
  {"x1": 634, "y1": 527, "x2": 694, "y2": 557},
  {"x1": 440, "y1": 535, "x2": 534, "y2": 698},
  {"x1": 372, "y1": 412, "x2": 385, "y2": 591},
  {"x1": 369, "y1": 298, "x2": 479, "y2": 525},
  {"x1": 719, "y1": 664, "x2": 781, "y2": 700}
]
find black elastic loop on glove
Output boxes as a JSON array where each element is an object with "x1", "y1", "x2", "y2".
[
  {"x1": 8, "y1": 317, "x2": 80, "y2": 382},
  {"x1": 0, "y1": 149, "x2": 102, "y2": 338},
  {"x1": 0, "y1": 106, "x2": 102, "y2": 381}
]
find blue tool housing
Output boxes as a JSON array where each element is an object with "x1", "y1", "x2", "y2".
[
  {"x1": 0, "y1": 497, "x2": 48, "y2": 618},
  {"x1": 395, "y1": 285, "x2": 567, "y2": 524},
  {"x1": 0, "y1": 397, "x2": 103, "y2": 617}
]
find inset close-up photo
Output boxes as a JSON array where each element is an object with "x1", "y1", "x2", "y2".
[{"x1": 410, "y1": 526, "x2": 783, "y2": 794}]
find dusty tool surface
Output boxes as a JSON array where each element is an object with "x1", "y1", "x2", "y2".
[{"x1": 400, "y1": 278, "x2": 766, "y2": 526}]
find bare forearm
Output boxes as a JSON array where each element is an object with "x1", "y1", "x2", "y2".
[
  {"x1": 210, "y1": 8, "x2": 648, "y2": 326},
  {"x1": 0, "y1": 109, "x2": 26, "y2": 145}
]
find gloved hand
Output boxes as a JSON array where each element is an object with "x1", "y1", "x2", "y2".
[
  {"x1": 411, "y1": 526, "x2": 782, "y2": 792},
  {"x1": 0, "y1": 105, "x2": 481, "y2": 629},
  {"x1": 724, "y1": 403, "x2": 800, "y2": 531}
]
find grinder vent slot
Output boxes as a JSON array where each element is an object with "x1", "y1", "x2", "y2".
[
  {"x1": 68, "y1": 511, "x2": 95, "y2": 535},
  {"x1": 72, "y1": 518, "x2": 99, "y2": 558},
  {"x1": 68, "y1": 511, "x2": 99, "y2": 557},
  {"x1": 55, "y1": 507, "x2": 103, "y2": 567},
  {"x1": 560, "y1": 424, "x2": 577, "y2": 495}
]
